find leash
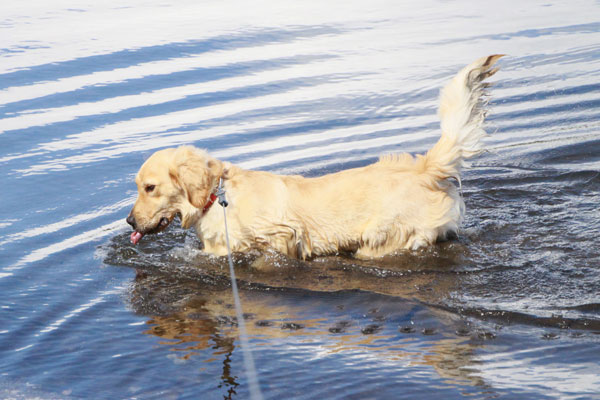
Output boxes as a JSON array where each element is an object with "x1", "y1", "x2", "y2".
[{"x1": 217, "y1": 178, "x2": 264, "y2": 400}]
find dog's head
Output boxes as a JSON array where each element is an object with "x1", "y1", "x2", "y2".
[{"x1": 126, "y1": 146, "x2": 223, "y2": 244}]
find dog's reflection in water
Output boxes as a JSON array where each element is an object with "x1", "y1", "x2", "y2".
[{"x1": 128, "y1": 258, "x2": 488, "y2": 394}]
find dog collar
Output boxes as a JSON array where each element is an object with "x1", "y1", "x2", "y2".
[
  {"x1": 202, "y1": 177, "x2": 228, "y2": 215},
  {"x1": 202, "y1": 192, "x2": 218, "y2": 215}
]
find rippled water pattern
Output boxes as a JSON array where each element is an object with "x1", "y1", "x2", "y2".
[{"x1": 1, "y1": 1, "x2": 600, "y2": 399}]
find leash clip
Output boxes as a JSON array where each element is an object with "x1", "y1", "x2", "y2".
[{"x1": 216, "y1": 178, "x2": 228, "y2": 208}]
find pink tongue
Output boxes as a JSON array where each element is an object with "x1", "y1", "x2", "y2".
[{"x1": 130, "y1": 231, "x2": 144, "y2": 245}]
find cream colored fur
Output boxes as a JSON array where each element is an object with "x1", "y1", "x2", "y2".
[{"x1": 128, "y1": 55, "x2": 502, "y2": 259}]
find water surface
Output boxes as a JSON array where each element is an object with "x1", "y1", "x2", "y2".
[{"x1": 1, "y1": 1, "x2": 600, "y2": 399}]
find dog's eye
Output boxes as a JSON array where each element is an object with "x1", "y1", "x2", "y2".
[{"x1": 145, "y1": 184, "x2": 156, "y2": 193}]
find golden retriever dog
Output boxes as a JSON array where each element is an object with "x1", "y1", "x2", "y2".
[{"x1": 127, "y1": 55, "x2": 502, "y2": 259}]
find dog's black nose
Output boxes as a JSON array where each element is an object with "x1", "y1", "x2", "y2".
[{"x1": 126, "y1": 214, "x2": 136, "y2": 229}]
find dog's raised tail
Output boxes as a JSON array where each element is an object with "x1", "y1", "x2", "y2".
[{"x1": 423, "y1": 55, "x2": 503, "y2": 181}]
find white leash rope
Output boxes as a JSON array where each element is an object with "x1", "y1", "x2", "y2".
[{"x1": 217, "y1": 178, "x2": 264, "y2": 400}]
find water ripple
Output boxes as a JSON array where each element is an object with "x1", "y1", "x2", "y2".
[{"x1": 2, "y1": 1, "x2": 600, "y2": 399}]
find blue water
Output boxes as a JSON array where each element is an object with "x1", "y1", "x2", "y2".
[{"x1": 1, "y1": 1, "x2": 600, "y2": 399}]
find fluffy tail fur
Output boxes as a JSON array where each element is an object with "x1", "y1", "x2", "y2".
[{"x1": 423, "y1": 55, "x2": 503, "y2": 181}]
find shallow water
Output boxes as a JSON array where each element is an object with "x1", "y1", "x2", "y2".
[{"x1": 1, "y1": 1, "x2": 600, "y2": 399}]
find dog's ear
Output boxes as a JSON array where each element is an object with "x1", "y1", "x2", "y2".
[{"x1": 169, "y1": 146, "x2": 221, "y2": 209}]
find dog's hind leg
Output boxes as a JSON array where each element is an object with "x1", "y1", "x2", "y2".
[{"x1": 354, "y1": 224, "x2": 436, "y2": 259}]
